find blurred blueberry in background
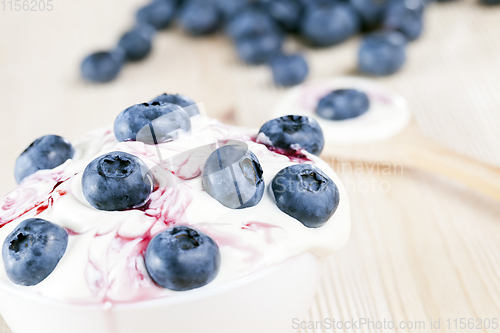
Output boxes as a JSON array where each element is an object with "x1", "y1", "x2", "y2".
[
  {"x1": 301, "y1": 3, "x2": 360, "y2": 46},
  {"x1": 179, "y1": 0, "x2": 221, "y2": 36},
  {"x1": 358, "y1": 30, "x2": 407, "y2": 76},
  {"x1": 136, "y1": 0, "x2": 176, "y2": 30},
  {"x1": 270, "y1": 54, "x2": 309, "y2": 87},
  {"x1": 81, "y1": 50, "x2": 125, "y2": 83},
  {"x1": 383, "y1": 0, "x2": 425, "y2": 41},
  {"x1": 118, "y1": 24, "x2": 156, "y2": 61}
]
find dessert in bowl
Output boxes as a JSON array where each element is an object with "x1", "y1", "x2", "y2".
[{"x1": 0, "y1": 96, "x2": 350, "y2": 333}]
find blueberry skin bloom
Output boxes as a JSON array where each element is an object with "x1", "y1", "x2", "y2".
[
  {"x1": 114, "y1": 102, "x2": 191, "y2": 143},
  {"x1": 118, "y1": 25, "x2": 155, "y2": 61},
  {"x1": 358, "y1": 30, "x2": 407, "y2": 76},
  {"x1": 300, "y1": 3, "x2": 360, "y2": 47},
  {"x1": 316, "y1": 89, "x2": 370, "y2": 120},
  {"x1": 202, "y1": 145, "x2": 264, "y2": 209},
  {"x1": 383, "y1": 0, "x2": 425, "y2": 41},
  {"x1": 272, "y1": 164, "x2": 339, "y2": 228},
  {"x1": 136, "y1": 1, "x2": 176, "y2": 30},
  {"x1": 15, "y1": 135, "x2": 75, "y2": 184},
  {"x1": 82, "y1": 152, "x2": 154, "y2": 211},
  {"x1": 2, "y1": 218, "x2": 68, "y2": 286},
  {"x1": 236, "y1": 33, "x2": 284, "y2": 65},
  {"x1": 270, "y1": 54, "x2": 309, "y2": 87},
  {"x1": 257, "y1": 115, "x2": 324, "y2": 156},
  {"x1": 81, "y1": 51, "x2": 124, "y2": 83},
  {"x1": 179, "y1": 0, "x2": 221, "y2": 36},
  {"x1": 145, "y1": 226, "x2": 221, "y2": 291},
  {"x1": 150, "y1": 93, "x2": 200, "y2": 117}
]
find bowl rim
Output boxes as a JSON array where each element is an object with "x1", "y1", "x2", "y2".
[{"x1": 0, "y1": 252, "x2": 318, "y2": 311}]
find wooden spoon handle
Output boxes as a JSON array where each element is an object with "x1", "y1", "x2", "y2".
[{"x1": 407, "y1": 143, "x2": 500, "y2": 202}]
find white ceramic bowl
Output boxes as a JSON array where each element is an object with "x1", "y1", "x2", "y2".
[{"x1": 0, "y1": 252, "x2": 324, "y2": 333}]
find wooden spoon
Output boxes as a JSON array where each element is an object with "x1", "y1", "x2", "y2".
[
  {"x1": 269, "y1": 78, "x2": 500, "y2": 202},
  {"x1": 320, "y1": 118, "x2": 500, "y2": 202}
]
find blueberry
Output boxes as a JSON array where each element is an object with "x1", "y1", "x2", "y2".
[
  {"x1": 316, "y1": 89, "x2": 370, "y2": 120},
  {"x1": 236, "y1": 32, "x2": 284, "y2": 64},
  {"x1": 15, "y1": 135, "x2": 75, "y2": 184},
  {"x1": 383, "y1": 0, "x2": 425, "y2": 41},
  {"x1": 258, "y1": 0, "x2": 304, "y2": 32},
  {"x1": 202, "y1": 145, "x2": 264, "y2": 209},
  {"x1": 81, "y1": 50, "x2": 124, "y2": 83},
  {"x1": 349, "y1": 0, "x2": 389, "y2": 30},
  {"x1": 257, "y1": 116, "x2": 324, "y2": 156},
  {"x1": 114, "y1": 102, "x2": 191, "y2": 143},
  {"x1": 136, "y1": 1, "x2": 176, "y2": 30},
  {"x1": 118, "y1": 24, "x2": 155, "y2": 62},
  {"x1": 149, "y1": 93, "x2": 200, "y2": 117},
  {"x1": 270, "y1": 54, "x2": 309, "y2": 87},
  {"x1": 358, "y1": 30, "x2": 407, "y2": 76},
  {"x1": 2, "y1": 218, "x2": 68, "y2": 286},
  {"x1": 179, "y1": 0, "x2": 221, "y2": 36},
  {"x1": 272, "y1": 164, "x2": 339, "y2": 228},
  {"x1": 216, "y1": 0, "x2": 249, "y2": 21},
  {"x1": 145, "y1": 226, "x2": 220, "y2": 291},
  {"x1": 226, "y1": 7, "x2": 280, "y2": 40},
  {"x1": 300, "y1": 3, "x2": 360, "y2": 46},
  {"x1": 82, "y1": 152, "x2": 153, "y2": 211}
]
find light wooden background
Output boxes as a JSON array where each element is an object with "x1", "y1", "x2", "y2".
[{"x1": 1, "y1": 0, "x2": 500, "y2": 332}]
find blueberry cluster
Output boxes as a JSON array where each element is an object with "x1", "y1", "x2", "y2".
[
  {"x1": 81, "y1": 0, "x2": 487, "y2": 85},
  {"x1": 7, "y1": 97, "x2": 340, "y2": 291}
]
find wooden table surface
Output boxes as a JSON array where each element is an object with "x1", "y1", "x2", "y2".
[{"x1": 1, "y1": 0, "x2": 500, "y2": 332}]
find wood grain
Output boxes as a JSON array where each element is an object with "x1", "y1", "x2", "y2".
[{"x1": 1, "y1": 0, "x2": 500, "y2": 332}]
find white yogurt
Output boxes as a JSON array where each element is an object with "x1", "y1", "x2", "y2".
[
  {"x1": 273, "y1": 77, "x2": 412, "y2": 145},
  {"x1": 0, "y1": 115, "x2": 350, "y2": 305}
]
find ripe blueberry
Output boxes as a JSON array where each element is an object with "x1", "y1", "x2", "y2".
[
  {"x1": 272, "y1": 164, "x2": 339, "y2": 228},
  {"x1": 358, "y1": 30, "x2": 407, "y2": 76},
  {"x1": 2, "y1": 218, "x2": 68, "y2": 286},
  {"x1": 257, "y1": 115, "x2": 324, "y2": 156},
  {"x1": 202, "y1": 145, "x2": 264, "y2": 209},
  {"x1": 118, "y1": 24, "x2": 156, "y2": 61},
  {"x1": 136, "y1": 1, "x2": 176, "y2": 30},
  {"x1": 145, "y1": 226, "x2": 221, "y2": 291},
  {"x1": 179, "y1": 0, "x2": 221, "y2": 36},
  {"x1": 301, "y1": 3, "x2": 360, "y2": 47},
  {"x1": 15, "y1": 135, "x2": 75, "y2": 184},
  {"x1": 82, "y1": 151, "x2": 154, "y2": 211},
  {"x1": 81, "y1": 50, "x2": 124, "y2": 83},
  {"x1": 149, "y1": 93, "x2": 200, "y2": 117},
  {"x1": 316, "y1": 89, "x2": 370, "y2": 120},
  {"x1": 270, "y1": 54, "x2": 309, "y2": 87},
  {"x1": 114, "y1": 102, "x2": 191, "y2": 144}
]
